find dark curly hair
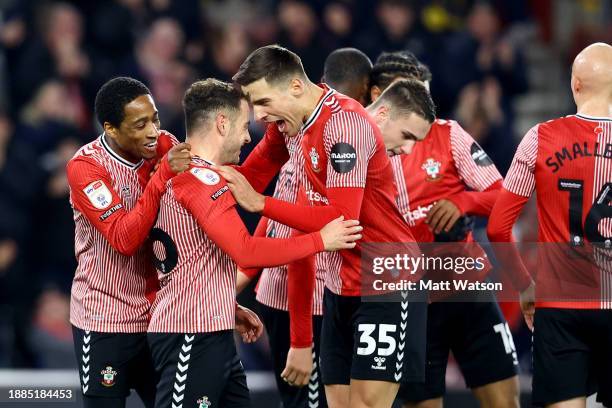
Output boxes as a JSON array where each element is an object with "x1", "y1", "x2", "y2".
[
  {"x1": 94, "y1": 77, "x2": 151, "y2": 128},
  {"x1": 371, "y1": 51, "x2": 431, "y2": 91}
]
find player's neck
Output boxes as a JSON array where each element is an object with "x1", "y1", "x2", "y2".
[
  {"x1": 186, "y1": 136, "x2": 223, "y2": 165},
  {"x1": 300, "y1": 83, "x2": 326, "y2": 125},
  {"x1": 576, "y1": 96, "x2": 612, "y2": 118}
]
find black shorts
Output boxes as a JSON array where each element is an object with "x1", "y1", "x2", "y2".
[
  {"x1": 398, "y1": 297, "x2": 518, "y2": 402},
  {"x1": 258, "y1": 302, "x2": 327, "y2": 408},
  {"x1": 319, "y1": 288, "x2": 427, "y2": 385},
  {"x1": 532, "y1": 308, "x2": 612, "y2": 407},
  {"x1": 147, "y1": 330, "x2": 250, "y2": 408},
  {"x1": 72, "y1": 326, "x2": 157, "y2": 399}
]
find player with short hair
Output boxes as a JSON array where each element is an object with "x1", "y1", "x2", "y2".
[
  {"x1": 366, "y1": 50, "x2": 520, "y2": 408},
  {"x1": 488, "y1": 42, "x2": 612, "y2": 408},
  {"x1": 323, "y1": 47, "x2": 373, "y2": 106},
  {"x1": 67, "y1": 77, "x2": 191, "y2": 408},
  {"x1": 147, "y1": 78, "x2": 363, "y2": 408},
  {"x1": 218, "y1": 45, "x2": 435, "y2": 408}
]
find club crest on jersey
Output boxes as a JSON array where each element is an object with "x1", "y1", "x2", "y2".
[
  {"x1": 309, "y1": 147, "x2": 321, "y2": 172},
  {"x1": 191, "y1": 167, "x2": 220, "y2": 185},
  {"x1": 83, "y1": 180, "x2": 113, "y2": 209},
  {"x1": 100, "y1": 366, "x2": 117, "y2": 387},
  {"x1": 197, "y1": 396, "x2": 211, "y2": 407},
  {"x1": 421, "y1": 158, "x2": 442, "y2": 181}
]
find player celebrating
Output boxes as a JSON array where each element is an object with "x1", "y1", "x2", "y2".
[
  {"x1": 488, "y1": 42, "x2": 612, "y2": 408},
  {"x1": 366, "y1": 51, "x2": 520, "y2": 408},
  {"x1": 67, "y1": 77, "x2": 191, "y2": 408},
  {"x1": 147, "y1": 79, "x2": 362, "y2": 408},
  {"x1": 219, "y1": 45, "x2": 434, "y2": 408}
]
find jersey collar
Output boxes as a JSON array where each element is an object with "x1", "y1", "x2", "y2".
[
  {"x1": 100, "y1": 133, "x2": 144, "y2": 170},
  {"x1": 300, "y1": 84, "x2": 334, "y2": 134},
  {"x1": 575, "y1": 113, "x2": 612, "y2": 122}
]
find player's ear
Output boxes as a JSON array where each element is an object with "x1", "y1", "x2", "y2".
[
  {"x1": 288, "y1": 77, "x2": 305, "y2": 97},
  {"x1": 370, "y1": 86, "x2": 381, "y2": 103},
  {"x1": 216, "y1": 112, "x2": 229, "y2": 136},
  {"x1": 374, "y1": 105, "x2": 389, "y2": 125},
  {"x1": 104, "y1": 122, "x2": 118, "y2": 140}
]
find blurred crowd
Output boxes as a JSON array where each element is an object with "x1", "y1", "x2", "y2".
[{"x1": 0, "y1": 0, "x2": 609, "y2": 372}]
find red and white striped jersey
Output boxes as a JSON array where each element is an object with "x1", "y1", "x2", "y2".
[
  {"x1": 149, "y1": 158, "x2": 324, "y2": 333},
  {"x1": 298, "y1": 86, "x2": 417, "y2": 295},
  {"x1": 502, "y1": 114, "x2": 612, "y2": 309},
  {"x1": 256, "y1": 133, "x2": 326, "y2": 315},
  {"x1": 68, "y1": 132, "x2": 177, "y2": 332},
  {"x1": 391, "y1": 119, "x2": 502, "y2": 242}
]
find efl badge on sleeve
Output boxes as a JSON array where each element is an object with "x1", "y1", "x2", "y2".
[
  {"x1": 84, "y1": 180, "x2": 113, "y2": 209},
  {"x1": 197, "y1": 396, "x2": 211, "y2": 407},
  {"x1": 100, "y1": 366, "x2": 117, "y2": 387},
  {"x1": 191, "y1": 168, "x2": 220, "y2": 185}
]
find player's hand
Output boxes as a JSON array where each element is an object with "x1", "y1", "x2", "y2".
[
  {"x1": 214, "y1": 165, "x2": 265, "y2": 213},
  {"x1": 320, "y1": 216, "x2": 362, "y2": 251},
  {"x1": 281, "y1": 346, "x2": 313, "y2": 387},
  {"x1": 520, "y1": 281, "x2": 535, "y2": 331},
  {"x1": 235, "y1": 304, "x2": 264, "y2": 343},
  {"x1": 425, "y1": 199, "x2": 462, "y2": 234},
  {"x1": 167, "y1": 142, "x2": 191, "y2": 174}
]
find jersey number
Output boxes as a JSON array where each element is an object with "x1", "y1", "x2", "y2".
[
  {"x1": 356, "y1": 324, "x2": 397, "y2": 356},
  {"x1": 150, "y1": 228, "x2": 178, "y2": 274},
  {"x1": 558, "y1": 179, "x2": 612, "y2": 246}
]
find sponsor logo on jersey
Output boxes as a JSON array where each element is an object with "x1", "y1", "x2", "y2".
[
  {"x1": 83, "y1": 180, "x2": 113, "y2": 209},
  {"x1": 330, "y1": 142, "x2": 357, "y2": 173},
  {"x1": 309, "y1": 147, "x2": 321, "y2": 172},
  {"x1": 404, "y1": 204, "x2": 433, "y2": 226},
  {"x1": 306, "y1": 190, "x2": 329, "y2": 205},
  {"x1": 191, "y1": 167, "x2": 220, "y2": 185},
  {"x1": 421, "y1": 158, "x2": 442, "y2": 181},
  {"x1": 210, "y1": 185, "x2": 229, "y2": 200},
  {"x1": 470, "y1": 143, "x2": 493, "y2": 166},
  {"x1": 99, "y1": 203, "x2": 123, "y2": 221},
  {"x1": 101, "y1": 366, "x2": 117, "y2": 387}
]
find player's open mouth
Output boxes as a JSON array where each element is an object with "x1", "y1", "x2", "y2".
[{"x1": 144, "y1": 141, "x2": 157, "y2": 152}]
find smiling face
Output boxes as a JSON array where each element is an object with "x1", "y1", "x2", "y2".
[
  {"x1": 241, "y1": 77, "x2": 305, "y2": 137},
  {"x1": 105, "y1": 94, "x2": 161, "y2": 162},
  {"x1": 378, "y1": 109, "x2": 432, "y2": 155},
  {"x1": 222, "y1": 99, "x2": 252, "y2": 164}
]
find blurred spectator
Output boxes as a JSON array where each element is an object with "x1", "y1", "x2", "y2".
[
  {"x1": 320, "y1": 1, "x2": 355, "y2": 51},
  {"x1": 200, "y1": 23, "x2": 251, "y2": 82},
  {"x1": 17, "y1": 80, "x2": 82, "y2": 155},
  {"x1": 454, "y1": 79, "x2": 515, "y2": 175},
  {"x1": 13, "y1": 2, "x2": 102, "y2": 130},
  {"x1": 277, "y1": 0, "x2": 325, "y2": 79}
]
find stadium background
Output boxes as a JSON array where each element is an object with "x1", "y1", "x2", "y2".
[{"x1": 0, "y1": 0, "x2": 610, "y2": 406}]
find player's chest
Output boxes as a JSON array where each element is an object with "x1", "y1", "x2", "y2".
[
  {"x1": 301, "y1": 132, "x2": 328, "y2": 191},
  {"x1": 402, "y1": 140, "x2": 459, "y2": 193},
  {"x1": 106, "y1": 164, "x2": 149, "y2": 209}
]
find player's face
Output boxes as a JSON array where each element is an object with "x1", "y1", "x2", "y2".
[
  {"x1": 106, "y1": 94, "x2": 161, "y2": 162},
  {"x1": 381, "y1": 111, "x2": 431, "y2": 156},
  {"x1": 223, "y1": 100, "x2": 251, "y2": 164},
  {"x1": 242, "y1": 78, "x2": 304, "y2": 137}
]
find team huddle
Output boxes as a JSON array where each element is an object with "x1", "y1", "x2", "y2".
[{"x1": 67, "y1": 42, "x2": 612, "y2": 408}]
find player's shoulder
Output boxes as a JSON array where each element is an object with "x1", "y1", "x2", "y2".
[
  {"x1": 67, "y1": 137, "x2": 106, "y2": 173},
  {"x1": 324, "y1": 93, "x2": 375, "y2": 132},
  {"x1": 175, "y1": 159, "x2": 225, "y2": 189}
]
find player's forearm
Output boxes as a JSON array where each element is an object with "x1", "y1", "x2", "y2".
[
  {"x1": 287, "y1": 253, "x2": 315, "y2": 348},
  {"x1": 448, "y1": 181, "x2": 502, "y2": 216},
  {"x1": 238, "y1": 217, "x2": 269, "y2": 279},
  {"x1": 487, "y1": 189, "x2": 533, "y2": 291},
  {"x1": 262, "y1": 187, "x2": 364, "y2": 232},
  {"x1": 106, "y1": 159, "x2": 173, "y2": 256},
  {"x1": 236, "y1": 270, "x2": 253, "y2": 295}
]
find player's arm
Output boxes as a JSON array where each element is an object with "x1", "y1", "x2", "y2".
[
  {"x1": 447, "y1": 121, "x2": 504, "y2": 216},
  {"x1": 174, "y1": 170, "x2": 360, "y2": 269},
  {"x1": 487, "y1": 125, "x2": 539, "y2": 328},
  {"x1": 235, "y1": 124, "x2": 290, "y2": 193},
  {"x1": 236, "y1": 216, "x2": 269, "y2": 294},
  {"x1": 67, "y1": 154, "x2": 177, "y2": 256}
]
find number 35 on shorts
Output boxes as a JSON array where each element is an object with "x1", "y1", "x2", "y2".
[{"x1": 357, "y1": 324, "x2": 397, "y2": 356}]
